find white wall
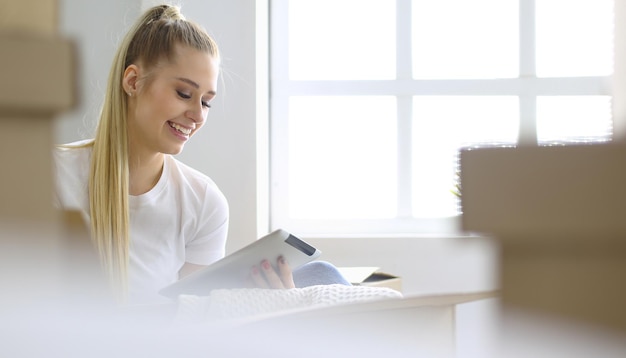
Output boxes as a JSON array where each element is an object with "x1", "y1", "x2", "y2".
[
  {"x1": 172, "y1": 0, "x2": 268, "y2": 254},
  {"x1": 57, "y1": 0, "x2": 140, "y2": 142},
  {"x1": 614, "y1": 0, "x2": 626, "y2": 141}
]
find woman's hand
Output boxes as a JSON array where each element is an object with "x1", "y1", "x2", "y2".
[{"x1": 249, "y1": 256, "x2": 295, "y2": 289}]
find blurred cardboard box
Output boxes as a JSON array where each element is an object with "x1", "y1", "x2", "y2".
[
  {"x1": 338, "y1": 267, "x2": 402, "y2": 292},
  {"x1": 461, "y1": 144, "x2": 626, "y2": 333}
]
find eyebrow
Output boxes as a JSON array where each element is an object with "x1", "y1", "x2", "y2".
[{"x1": 175, "y1": 77, "x2": 217, "y2": 95}]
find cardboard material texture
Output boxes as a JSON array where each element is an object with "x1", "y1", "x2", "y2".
[
  {"x1": 0, "y1": 0, "x2": 82, "y2": 311},
  {"x1": 0, "y1": 34, "x2": 74, "y2": 223},
  {"x1": 338, "y1": 267, "x2": 402, "y2": 292},
  {"x1": 0, "y1": 0, "x2": 57, "y2": 34},
  {"x1": 461, "y1": 144, "x2": 626, "y2": 333}
]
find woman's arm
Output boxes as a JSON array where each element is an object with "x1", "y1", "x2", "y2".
[{"x1": 179, "y1": 262, "x2": 206, "y2": 279}]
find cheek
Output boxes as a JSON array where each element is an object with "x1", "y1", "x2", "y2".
[
  {"x1": 134, "y1": 103, "x2": 159, "y2": 128},
  {"x1": 137, "y1": 94, "x2": 175, "y2": 124}
]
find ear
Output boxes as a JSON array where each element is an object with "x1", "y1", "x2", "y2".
[{"x1": 122, "y1": 64, "x2": 140, "y2": 96}]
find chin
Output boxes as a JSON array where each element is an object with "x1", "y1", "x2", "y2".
[{"x1": 164, "y1": 145, "x2": 185, "y2": 155}]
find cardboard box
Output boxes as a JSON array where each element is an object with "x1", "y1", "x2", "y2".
[
  {"x1": 461, "y1": 144, "x2": 626, "y2": 333},
  {"x1": 0, "y1": 0, "x2": 58, "y2": 34},
  {"x1": 0, "y1": 34, "x2": 74, "y2": 223},
  {"x1": 338, "y1": 267, "x2": 402, "y2": 292}
]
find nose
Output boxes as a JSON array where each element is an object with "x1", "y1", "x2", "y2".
[{"x1": 186, "y1": 101, "x2": 206, "y2": 123}]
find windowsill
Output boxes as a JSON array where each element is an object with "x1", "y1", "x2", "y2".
[{"x1": 299, "y1": 231, "x2": 489, "y2": 241}]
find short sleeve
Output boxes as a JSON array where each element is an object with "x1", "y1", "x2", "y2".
[{"x1": 184, "y1": 182, "x2": 229, "y2": 265}]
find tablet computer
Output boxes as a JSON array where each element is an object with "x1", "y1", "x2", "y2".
[{"x1": 159, "y1": 229, "x2": 321, "y2": 298}]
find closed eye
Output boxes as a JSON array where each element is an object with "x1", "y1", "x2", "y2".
[
  {"x1": 177, "y1": 90, "x2": 191, "y2": 99},
  {"x1": 178, "y1": 90, "x2": 211, "y2": 109}
]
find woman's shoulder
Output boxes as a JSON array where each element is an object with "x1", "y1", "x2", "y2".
[
  {"x1": 164, "y1": 155, "x2": 224, "y2": 195},
  {"x1": 53, "y1": 139, "x2": 93, "y2": 211},
  {"x1": 56, "y1": 138, "x2": 94, "y2": 148},
  {"x1": 54, "y1": 139, "x2": 94, "y2": 170},
  {"x1": 54, "y1": 139, "x2": 94, "y2": 156}
]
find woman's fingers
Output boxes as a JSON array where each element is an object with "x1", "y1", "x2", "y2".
[
  {"x1": 250, "y1": 265, "x2": 269, "y2": 289},
  {"x1": 277, "y1": 256, "x2": 295, "y2": 289},
  {"x1": 260, "y1": 259, "x2": 285, "y2": 289},
  {"x1": 249, "y1": 257, "x2": 296, "y2": 289}
]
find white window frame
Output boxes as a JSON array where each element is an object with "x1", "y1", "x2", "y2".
[{"x1": 269, "y1": 0, "x2": 613, "y2": 237}]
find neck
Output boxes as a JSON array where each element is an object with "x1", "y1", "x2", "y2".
[{"x1": 128, "y1": 150, "x2": 165, "y2": 196}]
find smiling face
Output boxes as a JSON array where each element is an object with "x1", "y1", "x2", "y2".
[{"x1": 124, "y1": 44, "x2": 219, "y2": 158}]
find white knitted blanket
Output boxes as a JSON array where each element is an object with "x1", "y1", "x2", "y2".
[{"x1": 176, "y1": 284, "x2": 402, "y2": 323}]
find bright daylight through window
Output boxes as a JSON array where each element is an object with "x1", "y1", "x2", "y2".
[{"x1": 269, "y1": 0, "x2": 614, "y2": 236}]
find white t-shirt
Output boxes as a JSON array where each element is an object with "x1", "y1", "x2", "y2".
[{"x1": 53, "y1": 141, "x2": 229, "y2": 304}]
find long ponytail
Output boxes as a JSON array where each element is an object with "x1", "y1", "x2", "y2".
[{"x1": 89, "y1": 4, "x2": 220, "y2": 301}]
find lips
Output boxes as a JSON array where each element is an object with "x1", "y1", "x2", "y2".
[{"x1": 168, "y1": 121, "x2": 192, "y2": 135}]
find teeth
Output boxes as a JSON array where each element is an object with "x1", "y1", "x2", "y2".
[{"x1": 169, "y1": 122, "x2": 191, "y2": 135}]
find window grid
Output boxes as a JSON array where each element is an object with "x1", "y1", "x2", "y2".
[
  {"x1": 397, "y1": 0, "x2": 413, "y2": 218},
  {"x1": 519, "y1": 0, "x2": 538, "y2": 146},
  {"x1": 270, "y1": 0, "x2": 613, "y2": 236}
]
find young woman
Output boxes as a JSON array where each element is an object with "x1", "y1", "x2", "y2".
[{"x1": 54, "y1": 4, "x2": 348, "y2": 305}]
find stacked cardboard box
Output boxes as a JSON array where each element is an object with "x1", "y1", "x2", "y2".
[{"x1": 461, "y1": 144, "x2": 626, "y2": 333}]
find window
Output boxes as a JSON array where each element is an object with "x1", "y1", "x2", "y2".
[{"x1": 269, "y1": 0, "x2": 613, "y2": 236}]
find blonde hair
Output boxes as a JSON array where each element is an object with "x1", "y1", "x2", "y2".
[{"x1": 88, "y1": 4, "x2": 219, "y2": 299}]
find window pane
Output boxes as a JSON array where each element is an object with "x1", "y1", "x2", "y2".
[
  {"x1": 288, "y1": 0, "x2": 396, "y2": 80},
  {"x1": 412, "y1": 0, "x2": 518, "y2": 79},
  {"x1": 288, "y1": 96, "x2": 397, "y2": 219},
  {"x1": 536, "y1": 0, "x2": 613, "y2": 77},
  {"x1": 412, "y1": 96, "x2": 519, "y2": 217},
  {"x1": 537, "y1": 96, "x2": 613, "y2": 144}
]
